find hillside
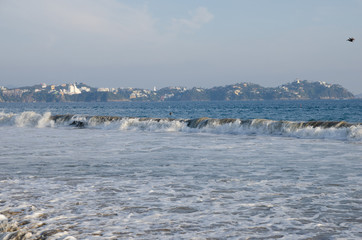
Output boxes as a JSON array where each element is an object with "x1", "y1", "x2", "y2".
[
  {"x1": 0, "y1": 80, "x2": 355, "y2": 102},
  {"x1": 167, "y1": 80, "x2": 354, "y2": 101}
]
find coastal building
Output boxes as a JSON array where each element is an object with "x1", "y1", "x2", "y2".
[
  {"x1": 130, "y1": 93, "x2": 136, "y2": 99},
  {"x1": 61, "y1": 84, "x2": 82, "y2": 95},
  {"x1": 2, "y1": 89, "x2": 29, "y2": 97},
  {"x1": 162, "y1": 93, "x2": 174, "y2": 100},
  {"x1": 319, "y1": 81, "x2": 331, "y2": 88},
  {"x1": 97, "y1": 88, "x2": 110, "y2": 92},
  {"x1": 80, "y1": 86, "x2": 91, "y2": 92},
  {"x1": 195, "y1": 88, "x2": 204, "y2": 92},
  {"x1": 129, "y1": 90, "x2": 149, "y2": 99}
]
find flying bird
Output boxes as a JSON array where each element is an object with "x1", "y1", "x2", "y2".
[{"x1": 347, "y1": 37, "x2": 355, "y2": 42}]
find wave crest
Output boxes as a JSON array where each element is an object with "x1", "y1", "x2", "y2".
[
  {"x1": 0, "y1": 111, "x2": 53, "y2": 128},
  {"x1": 0, "y1": 112, "x2": 361, "y2": 140}
]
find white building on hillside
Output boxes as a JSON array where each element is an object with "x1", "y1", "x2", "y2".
[
  {"x1": 80, "y1": 86, "x2": 91, "y2": 92},
  {"x1": 68, "y1": 84, "x2": 81, "y2": 95},
  {"x1": 97, "y1": 88, "x2": 110, "y2": 92}
]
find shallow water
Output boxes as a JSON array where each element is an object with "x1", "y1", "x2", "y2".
[{"x1": 0, "y1": 101, "x2": 362, "y2": 239}]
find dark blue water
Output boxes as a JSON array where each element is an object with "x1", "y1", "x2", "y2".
[{"x1": 1, "y1": 99, "x2": 361, "y2": 123}]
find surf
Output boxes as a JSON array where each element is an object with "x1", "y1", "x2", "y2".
[
  {"x1": 50, "y1": 114, "x2": 362, "y2": 140},
  {"x1": 1, "y1": 111, "x2": 361, "y2": 140}
]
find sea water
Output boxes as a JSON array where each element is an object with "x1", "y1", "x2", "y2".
[{"x1": 0, "y1": 100, "x2": 361, "y2": 239}]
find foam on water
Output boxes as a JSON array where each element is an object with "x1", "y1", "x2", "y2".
[
  {"x1": 1, "y1": 102, "x2": 361, "y2": 239},
  {"x1": 1, "y1": 126, "x2": 361, "y2": 239},
  {"x1": 2, "y1": 112, "x2": 360, "y2": 141},
  {"x1": 0, "y1": 111, "x2": 53, "y2": 128}
]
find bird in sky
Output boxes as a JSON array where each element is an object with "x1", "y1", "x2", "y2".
[{"x1": 347, "y1": 37, "x2": 355, "y2": 42}]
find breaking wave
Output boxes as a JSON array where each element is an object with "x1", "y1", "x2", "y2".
[
  {"x1": 0, "y1": 112, "x2": 361, "y2": 141},
  {"x1": 0, "y1": 111, "x2": 53, "y2": 128}
]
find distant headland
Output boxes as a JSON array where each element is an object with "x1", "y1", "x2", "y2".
[{"x1": 0, "y1": 80, "x2": 355, "y2": 103}]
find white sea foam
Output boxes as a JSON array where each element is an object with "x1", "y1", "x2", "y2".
[
  {"x1": 1, "y1": 120, "x2": 361, "y2": 239},
  {"x1": 1, "y1": 111, "x2": 361, "y2": 141},
  {"x1": 0, "y1": 112, "x2": 15, "y2": 126},
  {"x1": 117, "y1": 118, "x2": 187, "y2": 132},
  {"x1": 0, "y1": 111, "x2": 53, "y2": 128},
  {"x1": 185, "y1": 118, "x2": 362, "y2": 141},
  {"x1": 0, "y1": 215, "x2": 7, "y2": 222},
  {"x1": 1, "y1": 101, "x2": 361, "y2": 239}
]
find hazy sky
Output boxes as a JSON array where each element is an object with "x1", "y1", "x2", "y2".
[{"x1": 1, "y1": 0, "x2": 361, "y2": 93}]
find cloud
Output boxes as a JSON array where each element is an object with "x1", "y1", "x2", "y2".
[
  {"x1": 0, "y1": 1, "x2": 218, "y2": 88},
  {"x1": 0, "y1": 1, "x2": 216, "y2": 67},
  {"x1": 2, "y1": 0, "x2": 159, "y2": 41},
  {"x1": 0, "y1": 0, "x2": 169, "y2": 66},
  {"x1": 172, "y1": 7, "x2": 214, "y2": 31}
]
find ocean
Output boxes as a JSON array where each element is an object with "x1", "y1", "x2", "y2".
[{"x1": 0, "y1": 100, "x2": 361, "y2": 239}]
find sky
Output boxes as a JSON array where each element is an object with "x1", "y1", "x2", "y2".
[{"x1": 1, "y1": 0, "x2": 362, "y2": 93}]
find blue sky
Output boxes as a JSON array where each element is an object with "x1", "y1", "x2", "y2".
[{"x1": 1, "y1": 0, "x2": 361, "y2": 93}]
